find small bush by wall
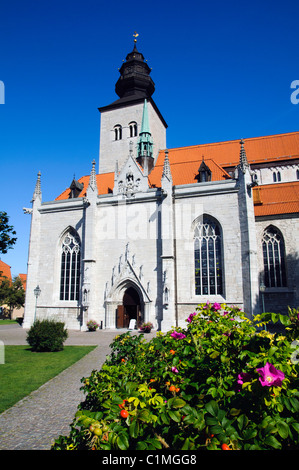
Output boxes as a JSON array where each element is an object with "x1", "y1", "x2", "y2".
[{"x1": 26, "y1": 319, "x2": 68, "y2": 352}]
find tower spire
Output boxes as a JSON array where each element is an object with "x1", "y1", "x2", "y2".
[{"x1": 136, "y1": 99, "x2": 154, "y2": 174}]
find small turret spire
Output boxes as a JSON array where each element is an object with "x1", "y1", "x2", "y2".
[
  {"x1": 239, "y1": 139, "x2": 249, "y2": 173},
  {"x1": 88, "y1": 160, "x2": 97, "y2": 191},
  {"x1": 32, "y1": 171, "x2": 42, "y2": 200},
  {"x1": 162, "y1": 150, "x2": 172, "y2": 182}
]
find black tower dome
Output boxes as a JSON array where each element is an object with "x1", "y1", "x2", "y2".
[{"x1": 115, "y1": 42, "x2": 155, "y2": 99}]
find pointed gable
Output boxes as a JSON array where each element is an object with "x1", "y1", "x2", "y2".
[{"x1": 114, "y1": 153, "x2": 149, "y2": 197}]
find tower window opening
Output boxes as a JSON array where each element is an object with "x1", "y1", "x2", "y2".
[
  {"x1": 114, "y1": 125, "x2": 122, "y2": 141},
  {"x1": 129, "y1": 122, "x2": 137, "y2": 137}
]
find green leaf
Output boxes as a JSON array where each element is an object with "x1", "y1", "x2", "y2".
[
  {"x1": 138, "y1": 409, "x2": 151, "y2": 422},
  {"x1": 182, "y1": 437, "x2": 190, "y2": 450},
  {"x1": 205, "y1": 400, "x2": 219, "y2": 417},
  {"x1": 116, "y1": 433, "x2": 129, "y2": 450},
  {"x1": 291, "y1": 422, "x2": 299, "y2": 434},
  {"x1": 237, "y1": 413, "x2": 248, "y2": 430},
  {"x1": 231, "y1": 408, "x2": 241, "y2": 417},
  {"x1": 172, "y1": 355, "x2": 180, "y2": 366},
  {"x1": 136, "y1": 441, "x2": 147, "y2": 450},
  {"x1": 161, "y1": 412, "x2": 170, "y2": 425},
  {"x1": 277, "y1": 421, "x2": 289, "y2": 439},
  {"x1": 243, "y1": 428, "x2": 257, "y2": 440},
  {"x1": 171, "y1": 398, "x2": 186, "y2": 409},
  {"x1": 220, "y1": 354, "x2": 230, "y2": 364},
  {"x1": 168, "y1": 410, "x2": 181, "y2": 422},
  {"x1": 264, "y1": 435, "x2": 282, "y2": 449},
  {"x1": 129, "y1": 420, "x2": 139, "y2": 439},
  {"x1": 206, "y1": 416, "x2": 218, "y2": 426},
  {"x1": 210, "y1": 350, "x2": 220, "y2": 359},
  {"x1": 290, "y1": 397, "x2": 299, "y2": 412},
  {"x1": 210, "y1": 424, "x2": 223, "y2": 435},
  {"x1": 268, "y1": 346, "x2": 278, "y2": 357}
]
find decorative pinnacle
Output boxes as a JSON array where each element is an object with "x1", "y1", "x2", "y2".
[
  {"x1": 88, "y1": 159, "x2": 97, "y2": 191},
  {"x1": 32, "y1": 171, "x2": 41, "y2": 200},
  {"x1": 239, "y1": 139, "x2": 249, "y2": 172},
  {"x1": 162, "y1": 149, "x2": 172, "y2": 181},
  {"x1": 133, "y1": 31, "x2": 139, "y2": 43}
]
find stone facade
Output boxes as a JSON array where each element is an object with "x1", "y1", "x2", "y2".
[{"x1": 23, "y1": 42, "x2": 299, "y2": 332}]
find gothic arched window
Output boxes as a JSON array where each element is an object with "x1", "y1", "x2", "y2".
[
  {"x1": 273, "y1": 171, "x2": 281, "y2": 182},
  {"x1": 194, "y1": 216, "x2": 223, "y2": 295},
  {"x1": 262, "y1": 226, "x2": 286, "y2": 287},
  {"x1": 60, "y1": 231, "x2": 81, "y2": 301}
]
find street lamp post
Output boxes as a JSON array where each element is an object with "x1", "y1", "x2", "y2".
[{"x1": 34, "y1": 285, "x2": 41, "y2": 323}]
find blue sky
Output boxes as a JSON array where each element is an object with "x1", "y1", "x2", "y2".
[{"x1": 0, "y1": 0, "x2": 298, "y2": 277}]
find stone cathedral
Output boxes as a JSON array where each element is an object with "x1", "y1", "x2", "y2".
[{"x1": 23, "y1": 39, "x2": 299, "y2": 331}]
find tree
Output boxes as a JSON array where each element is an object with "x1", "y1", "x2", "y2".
[
  {"x1": 7, "y1": 276, "x2": 25, "y2": 315},
  {"x1": 0, "y1": 211, "x2": 17, "y2": 254},
  {"x1": 0, "y1": 276, "x2": 25, "y2": 318}
]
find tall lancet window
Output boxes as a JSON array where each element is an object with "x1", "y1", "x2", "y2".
[
  {"x1": 262, "y1": 226, "x2": 286, "y2": 287},
  {"x1": 60, "y1": 231, "x2": 81, "y2": 301},
  {"x1": 194, "y1": 216, "x2": 223, "y2": 295}
]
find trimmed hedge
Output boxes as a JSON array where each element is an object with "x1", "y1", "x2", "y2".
[{"x1": 26, "y1": 319, "x2": 68, "y2": 352}]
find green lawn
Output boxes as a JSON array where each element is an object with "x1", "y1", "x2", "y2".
[
  {"x1": 0, "y1": 319, "x2": 18, "y2": 325},
  {"x1": 0, "y1": 345, "x2": 96, "y2": 413}
]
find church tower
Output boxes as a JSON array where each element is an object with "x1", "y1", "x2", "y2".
[{"x1": 98, "y1": 35, "x2": 167, "y2": 174}]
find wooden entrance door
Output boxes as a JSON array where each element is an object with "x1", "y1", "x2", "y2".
[
  {"x1": 116, "y1": 287, "x2": 141, "y2": 328},
  {"x1": 116, "y1": 305, "x2": 126, "y2": 328}
]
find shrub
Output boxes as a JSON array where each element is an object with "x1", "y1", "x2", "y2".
[
  {"x1": 52, "y1": 303, "x2": 299, "y2": 450},
  {"x1": 27, "y1": 319, "x2": 68, "y2": 352}
]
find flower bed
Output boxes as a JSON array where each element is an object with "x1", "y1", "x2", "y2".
[{"x1": 52, "y1": 303, "x2": 299, "y2": 450}]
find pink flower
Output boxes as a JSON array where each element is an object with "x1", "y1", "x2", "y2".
[
  {"x1": 256, "y1": 362, "x2": 285, "y2": 387},
  {"x1": 171, "y1": 366, "x2": 179, "y2": 374},
  {"x1": 186, "y1": 312, "x2": 196, "y2": 323},
  {"x1": 171, "y1": 331, "x2": 186, "y2": 340},
  {"x1": 212, "y1": 302, "x2": 221, "y2": 311},
  {"x1": 236, "y1": 372, "x2": 252, "y2": 392},
  {"x1": 203, "y1": 301, "x2": 210, "y2": 309},
  {"x1": 237, "y1": 372, "x2": 252, "y2": 385}
]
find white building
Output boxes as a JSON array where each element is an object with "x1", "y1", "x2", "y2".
[{"x1": 23, "y1": 40, "x2": 299, "y2": 331}]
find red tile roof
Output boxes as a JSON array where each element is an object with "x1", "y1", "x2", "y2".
[
  {"x1": 56, "y1": 173, "x2": 115, "y2": 200},
  {"x1": 253, "y1": 182, "x2": 299, "y2": 216},
  {"x1": 0, "y1": 260, "x2": 12, "y2": 281},
  {"x1": 148, "y1": 157, "x2": 230, "y2": 187},
  {"x1": 158, "y1": 131, "x2": 299, "y2": 168},
  {"x1": 55, "y1": 132, "x2": 299, "y2": 218},
  {"x1": 19, "y1": 273, "x2": 27, "y2": 290}
]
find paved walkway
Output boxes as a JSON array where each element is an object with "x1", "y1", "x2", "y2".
[{"x1": 0, "y1": 324, "x2": 155, "y2": 450}]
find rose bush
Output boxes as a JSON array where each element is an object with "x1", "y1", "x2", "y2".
[{"x1": 52, "y1": 303, "x2": 299, "y2": 450}]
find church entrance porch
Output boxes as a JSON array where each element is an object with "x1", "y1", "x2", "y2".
[{"x1": 116, "y1": 287, "x2": 142, "y2": 328}]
